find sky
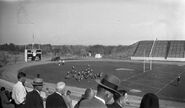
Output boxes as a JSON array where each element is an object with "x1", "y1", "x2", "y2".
[{"x1": 0, "y1": 0, "x2": 185, "y2": 45}]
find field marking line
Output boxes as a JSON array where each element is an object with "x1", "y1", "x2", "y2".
[
  {"x1": 122, "y1": 69, "x2": 151, "y2": 82},
  {"x1": 127, "y1": 81, "x2": 161, "y2": 90},
  {"x1": 121, "y1": 69, "x2": 156, "y2": 91},
  {"x1": 155, "y1": 72, "x2": 184, "y2": 95},
  {"x1": 155, "y1": 78, "x2": 176, "y2": 95}
]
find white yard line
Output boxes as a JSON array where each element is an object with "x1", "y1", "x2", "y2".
[
  {"x1": 122, "y1": 69, "x2": 150, "y2": 82},
  {"x1": 155, "y1": 78, "x2": 176, "y2": 95},
  {"x1": 155, "y1": 72, "x2": 184, "y2": 95}
]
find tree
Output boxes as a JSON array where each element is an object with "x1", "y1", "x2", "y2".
[
  {"x1": 80, "y1": 49, "x2": 87, "y2": 57},
  {"x1": 12, "y1": 51, "x2": 19, "y2": 64},
  {"x1": 52, "y1": 48, "x2": 61, "y2": 56},
  {"x1": 88, "y1": 45, "x2": 105, "y2": 55},
  {"x1": 0, "y1": 52, "x2": 9, "y2": 65}
]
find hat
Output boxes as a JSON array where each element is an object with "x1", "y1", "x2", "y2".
[
  {"x1": 56, "y1": 82, "x2": 65, "y2": 90},
  {"x1": 96, "y1": 74, "x2": 120, "y2": 94},
  {"x1": 32, "y1": 78, "x2": 43, "y2": 86}
]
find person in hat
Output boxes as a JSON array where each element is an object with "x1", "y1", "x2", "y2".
[
  {"x1": 46, "y1": 81, "x2": 72, "y2": 108},
  {"x1": 79, "y1": 74, "x2": 121, "y2": 108},
  {"x1": 107, "y1": 90, "x2": 128, "y2": 108},
  {"x1": 24, "y1": 78, "x2": 44, "y2": 108},
  {"x1": 12, "y1": 72, "x2": 27, "y2": 108},
  {"x1": 74, "y1": 88, "x2": 95, "y2": 108}
]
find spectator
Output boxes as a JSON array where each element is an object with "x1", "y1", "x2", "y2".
[
  {"x1": 64, "y1": 90, "x2": 73, "y2": 108},
  {"x1": 140, "y1": 93, "x2": 159, "y2": 108},
  {"x1": 12, "y1": 72, "x2": 27, "y2": 108},
  {"x1": 5, "y1": 90, "x2": 11, "y2": 101},
  {"x1": 0, "y1": 87, "x2": 15, "y2": 108},
  {"x1": 74, "y1": 88, "x2": 95, "y2": 108},
  {"x1": 46, "y1": 81, "x2": 72, "y2": 108},
  {"x1": 37, "y1": 74, "x2": 40, "y2": 78},
  {"x1": 107, "y1": 90, "x2": 128, "y2": 108},
  {"x1": 24, "y1": 78, "x2": 44, "y2": 108},
  {"x1": 79, "y1": 74, "x2": 121, "y2": 108},
  {"x1": 82, "y1": 88, "x2": 95, "y2": 100},
  {"x1": 0, "y1": 87, "x2": 4, "y2": 108}
]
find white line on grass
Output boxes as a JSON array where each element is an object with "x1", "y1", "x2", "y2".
[
  {"x1": 155, "y1": 72, "x2": 184, "y2": 95},
  {"x1": 122, "y1": 69, "x2": 151, "y2": 82},
  {"x1": 155, "y1": 78, "x2": 177, "y2": 95}
]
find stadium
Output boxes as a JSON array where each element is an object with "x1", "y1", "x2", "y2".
[
  {"x1": 1, "y1": 0, "x2": 185, "y2": 107},
  {"x1": 21, "y1": 40, "x2": 185, "y2": 102},
  {"x1": 1, "y1": 40, "x2": 185, "y2": 108}
]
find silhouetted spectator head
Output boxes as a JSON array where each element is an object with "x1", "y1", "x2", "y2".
[
  {"x1": 140, "y1": 93, "x2": 159, "y2": 108},
  {"x1": 82, "y1": 88, "x2": 95, "y2": 99},
  {"x1": 0, "y1": 87, "x2": 5, "y2": 91},
  {"x1": 17, "y1": 72, "x2": 26, "y2": 84},
  {"x1": 37, "y1": 74, "x2": 40, "y2": 78}
]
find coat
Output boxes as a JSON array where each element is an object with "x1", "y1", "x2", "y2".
[
  {"x1": 107, "y1": 102, "x2": 122, "y2": 108},
  {"x1": 0, "y1": 91, "x2": 14, "y2": 108},
  {"x1": 79, "y1": 97, "x2": 107, "y2": 108},
  {"x1": 24, "y1": 90, "x2": 43, "y2": 108},
  {"x1": 46, "y1": 92, "x2": 67, "y2": 108}
]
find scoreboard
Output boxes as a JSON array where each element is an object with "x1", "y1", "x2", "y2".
[{"x1": 25, "y1": 49, "x2": 42, "y2": 62}]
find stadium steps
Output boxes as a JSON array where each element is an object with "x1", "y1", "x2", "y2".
[
  {"x1": 131, "y1": 40, "x2": 185, "y2": 61},
  {"x1": 151, "y1": 41, "x2": 167, "y2": 58},
  {"x1": 133, "y1": 41, "x2": 153, "y2": 57},
  {"x1": 132, "y1": 41, "x2": 140, "y2": 56},
  {"x1": 167, "y1": 41, "x2": 185, "y2": 58}
]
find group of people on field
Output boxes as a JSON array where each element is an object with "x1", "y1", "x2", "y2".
[{"x1": 64, "y1": 64, "x2": 103, "y2": 81}]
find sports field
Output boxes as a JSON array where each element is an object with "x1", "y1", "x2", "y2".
[{"x1": 20, "y1": 60, "x2": 185, "y2": 102}]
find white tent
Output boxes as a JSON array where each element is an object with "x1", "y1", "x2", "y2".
[{"x1": 95, "y1": 54, "x2": 102, "y2": 58}]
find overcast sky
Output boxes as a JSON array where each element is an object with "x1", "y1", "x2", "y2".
[{"x1": 0, "y1": 0, "x2": 185, "y2": 45}]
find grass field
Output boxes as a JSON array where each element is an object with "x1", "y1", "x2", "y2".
[{"x1": 20, "y1": 60, "x2": 185, "y2": 102}]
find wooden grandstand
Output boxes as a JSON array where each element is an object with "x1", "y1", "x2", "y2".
[{"x1": 131, "y1": 40, "x2": 185, "y2": 61}]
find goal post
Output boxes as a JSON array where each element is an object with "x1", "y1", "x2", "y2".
[{"x1": 149, "y1": 38, "x2": 157, "y2": 70}]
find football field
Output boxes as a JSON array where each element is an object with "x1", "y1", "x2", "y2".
[{"x1": 20, "y1": 60, "x2": 185, "y2": 102}]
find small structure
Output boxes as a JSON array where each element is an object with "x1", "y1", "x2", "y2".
[
  {"x1": 25, "y1": 49, "x2": 42, "y2": 62},
  {"x1": 25, "y1": 34, "x2": 42, "y2": 62},
  {"x1": 95, "y1": 54, "x2": 102, "y2": 59}
]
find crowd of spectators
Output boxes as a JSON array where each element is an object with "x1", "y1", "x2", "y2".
[{"x1": 0, "y1": 71, "x2": 160, "y2": 108}]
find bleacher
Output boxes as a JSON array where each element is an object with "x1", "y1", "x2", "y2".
[
  {"x1": 131, "y1": 41, "x2": 153, "y2": 60},
  {"x1": 131, "y1": 40, "x2": 185, "y2": 61},
  {"x1": 150, "y1": 41, "x2": 168, "y2": 60},
  {"x1": 167, "y1": 41, "x2": 185, "y2": 61}
]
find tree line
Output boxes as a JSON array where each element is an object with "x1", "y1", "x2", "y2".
[{"x1": 0, "y1": 43, "x2": 138, "y2": 58}]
